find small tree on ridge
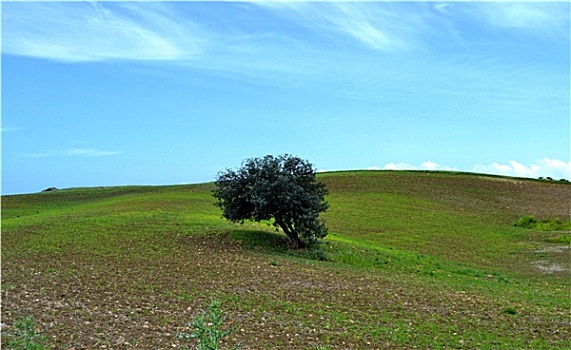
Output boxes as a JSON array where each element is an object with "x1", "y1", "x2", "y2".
[{"x1": 213, "y1": 154, "x2": 329, "y2": 249}]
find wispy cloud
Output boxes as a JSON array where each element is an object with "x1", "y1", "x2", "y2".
[
  {"x1": 25, "y1": 148, "x2": 122, "y2": 158},
  {"x1": 2, "y1": 2, "x2": 205, "y2": 62},
  {"x1": 2, "y1": 1, "x2": 567, "y2": 104},
  {"x1": 473, "y1": 158, "x2": 571, "y2": 180},
  {"x1": 1, "y1": 126, "x2": 23, "y2": 133},
  {"x1": 464, "y1": 2, "x2": 570, "y2": 39},
  {"x1": 256, "y1": 2, "x2": 431, "y2": 52},
  {"x1": 63, "y1": 148, "x2": 123, "y2": 158},
  {"x1": 4, "y1": 1, "x2": 567, "y2": 65}
]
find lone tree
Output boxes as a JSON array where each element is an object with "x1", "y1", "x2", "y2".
[{"x1": 213, "y1": 154, "x2": 329, "y2": 249}]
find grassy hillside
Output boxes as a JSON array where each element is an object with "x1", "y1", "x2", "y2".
[{"x1": 2, "y1": 171, "x2": 570, "y2": 349}]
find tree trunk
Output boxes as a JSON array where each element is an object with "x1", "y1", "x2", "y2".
[
  {"x1": 287, "y1": 232, "x2": 304, "y2": 249},
  {"x1": 277, "y1": 220, "x2": 305, "y2": 249}
]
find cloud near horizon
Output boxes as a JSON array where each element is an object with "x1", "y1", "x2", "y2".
[
  {"x1": 472, "y1": 158, "x2": 571, "y2": 180},
  {"x1": 369, "y1": 158, "x2": 571, "y2": 180},
  {"x1": 371, "y1": 161, "x2": 457, "y2": 172}
]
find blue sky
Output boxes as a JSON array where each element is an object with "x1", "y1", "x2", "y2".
[{"x1": 2, "y1": 1, "x2": 570, "y2": 195}]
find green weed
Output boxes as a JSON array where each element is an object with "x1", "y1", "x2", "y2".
[
  {"x1": 178, "y1": 300, "x2": 240, "y2": 350},
  {"x1": 4, "y1": 316, "x2": 49, "y2": 350}
]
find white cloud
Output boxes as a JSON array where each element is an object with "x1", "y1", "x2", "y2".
[
  {"x1": 372, "y1": 162, "x2": 414, "y2": 171},
  {"x1": 24, "y1": 148, "x2": 122, "y2": 158},
  {"x1": 4, "y1": 1, "x2": 567, "y2": 65},
  {"x1": 2, "y1": 2, "x2": 205, "y2": 62},
  {"x1": 63, "y1": 148, "x2": 123, "y2": 158},
  {"x1": 473, "y1": 158, "x2": 571, "y2": 180},
  {"x1": 1, "y1": 1, "x2": 319, "y2": 83},
  {"x1": 421, "y1": 161, "x2": 440, "y2": 170},
  {"x1": 256, "y1": 2, "x2": 429, "y2": 52},
  {"x1": 369, "y1": 161, "x2": 457, "y2": 171},
  {"x1": 466, "y1": 2, "x2": 570, "y2": 39},
  {"x1": 1, "y1": 126, "x2": 22, "y2": 133},
  {"x1": 327, "y1": 4, "x2": 424, "y2": 52},
  {"x1": 371, "y1": 158, "x2": 571, "y2": 180}
]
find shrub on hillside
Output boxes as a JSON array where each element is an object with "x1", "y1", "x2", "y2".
[
  {"x1": 513, "y1": 215, "x2": 537, "y2": 229},
  {"x1": 514, "y1": 215, "x2": 571, "y2": 231}
]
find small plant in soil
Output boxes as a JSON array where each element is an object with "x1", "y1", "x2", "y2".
[
  {"x1": 4, "y1": 316, "x2": 49, "y2": 350},
  {"x1": 178, "y1": 300, "x2": 240, "y2": 350},
  {"x1": 502, "y1": 307, "x2": 517, "y2": 315}
]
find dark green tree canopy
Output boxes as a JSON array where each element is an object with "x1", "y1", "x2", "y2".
[{"x1": 213, "y1": 154, "x2": 329, "y2": 248}]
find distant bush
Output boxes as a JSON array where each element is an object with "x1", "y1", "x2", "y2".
[
  {"x1": 514, "y1": 215, "x2": 537, "y2": 229},
  {"x1": 514, "y1": 216, "x2": 571, "y2": 231}
]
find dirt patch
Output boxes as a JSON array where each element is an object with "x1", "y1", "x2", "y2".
[
  {"x1": 531, "y1": 245, "x2": 570, "y2": 274},
  {"x1": 531, "y1": 260, "x2": 569, "y2": 273},
  {"x1": 534, "y1": 245, "x2": 570, "y2": 253}
]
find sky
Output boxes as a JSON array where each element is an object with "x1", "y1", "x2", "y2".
[{"x1": 2, "y1": 1, "x2": 570, "y2": 195}]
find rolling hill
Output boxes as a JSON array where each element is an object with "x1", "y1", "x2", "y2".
[{"x1": 2, "y1": 171, "x2": 570, "y2": 349}]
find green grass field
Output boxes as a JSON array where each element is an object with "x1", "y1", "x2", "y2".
[{"x1": 2, "y1": 171, "x2": 570, "y2": 349}]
